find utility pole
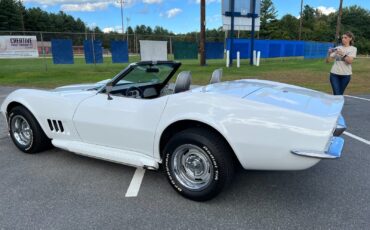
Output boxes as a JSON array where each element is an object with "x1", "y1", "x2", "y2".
[
  {"x1": 200, "y1": 0, "x2": 206, "y2": 66},
  {"x1": 335, "y1": 0, "x2": 344, "y2": 44},
  {"x1": 117, "y1": 0, "x2": 125, "y2": 40},
  {"x1": 299, "y1": 0, "x2": 303, "y2": 40},
  {"x1": 228, "y1": 0, "x2": 235, "y2": 66},
  {"x1": 249, "y1": 0, "x2": 257, "y2": 66},
  {"x1": 19, "y1": 0, "x2": 25, "y2": 34},
  {"x1": 85, "y1": 24, "x2": 88, "y2": 40}
]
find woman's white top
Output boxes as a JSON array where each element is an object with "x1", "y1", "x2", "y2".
[{"x1": 330, "y1": 45, "x2": 357, "y2": 75}]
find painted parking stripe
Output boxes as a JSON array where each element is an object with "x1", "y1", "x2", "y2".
[
  {"x1": 344, "y1": 131, "x2": 370, "y2": 146},
  {"x1": 125, "y1": 168, "x2": 146, "y2": 197},
  {"x1": 345, "y1": 95, "x2": 370, "y2": 102},
  {"x1": 0, "y1": 94, "x2": 8, "y2": 98}
]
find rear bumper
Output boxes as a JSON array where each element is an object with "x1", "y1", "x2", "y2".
[
  {"x1": 334, "y1": 115, "x2": 346, "y2": 136},
  {"x1": 291, "y1": 115, "x2": 346, "y2": 159},
  {"x1": 291, "y1": 137, "x2": 344, "y2": 159}
]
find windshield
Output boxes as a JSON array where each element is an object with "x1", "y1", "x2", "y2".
[{"x1": 116, "y1": 63, "x2": 175, "y2": 86}]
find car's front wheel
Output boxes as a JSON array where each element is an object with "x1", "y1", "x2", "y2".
[
  {"x1": 164, "y1": 128, "x2": 234, "y2": 201},
  {"x1": 9, "y1": 106, "x2": 52, "y2": 153}
]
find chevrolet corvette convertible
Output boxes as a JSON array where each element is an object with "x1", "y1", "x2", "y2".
[{"x1": 0, "y1": 61, "x2": 346, "y2": 201}]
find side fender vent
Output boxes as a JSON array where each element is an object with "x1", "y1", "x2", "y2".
[
  {"x1": 52, "y1": 120, "x2": 59, "y2": 132},
  {"x1": 47, "y1": 119, "x2": 65, "y2": 133},
  {"x1": 58, "y1": 120, "x2": 64, "y2": 132},
  {"x1": 47, "y1": 119, "x2": 53, "y2": 131}
]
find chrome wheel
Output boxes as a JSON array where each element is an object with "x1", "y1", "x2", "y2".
[
  {"x1": 172, "y1": 144, "x2": 214, "y2": 191},
  {"x1": 11, "y1": 115, "x2": 33, "y2": 146}
]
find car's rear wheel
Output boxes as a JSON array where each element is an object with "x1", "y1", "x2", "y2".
[
  {"x1": 9, "y1": 106, "x2": 52, "y2": 153},
  {"x1": 164, "y1": 128, "x2": 234, "y2": 201}
]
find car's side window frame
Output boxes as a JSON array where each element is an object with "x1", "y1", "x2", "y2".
[{"x1": 98, "y1": 61, "x2": 181, "y2": 97}]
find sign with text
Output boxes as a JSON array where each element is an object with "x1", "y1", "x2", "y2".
[
  {"x1": 222, "y1": 0, "x2": 261, "y2": 31},
  {"x1": 0, "y1": 36, "x2": 39, "y2": 58}
]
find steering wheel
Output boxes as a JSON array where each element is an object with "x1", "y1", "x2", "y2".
[{"x1": 125, "y1": 86, "x2": 143, "y2": 98}]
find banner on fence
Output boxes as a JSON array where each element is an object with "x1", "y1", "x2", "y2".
[
  {"x1": 0, "y1": 36, "x2": 39, "y2": 58},
  {"x1": 111, "y1": 41, "x2": 129, "y2": 63},
  {"x1": 140, "y1": 40, "x2": 167, "y2": 61},
  {"x1": 84, "y1": 40, "x2": 103, "y2": 64},
  {"x1": 206, "y1": 42, "x2": 224, "y2": 59},
  {"x1": 304, "y1": 42, "x2": 333, "y2": 59},
  {"x1": 173, "y1": 42, "x2": 198, "y2": 60},
  {"x1": 51, "y1": 39, "x2": 74, "y2": 64},
  {"x1": 226, "y1": 39, "x2": 329, "y2": 59}
]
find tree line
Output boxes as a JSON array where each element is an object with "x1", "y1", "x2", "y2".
[
  {"x1": 258, "y1": 0, "x2": 370, "y2": 53},
  {"x1": 1, "y1": 0, "x2": 370, "y2": 53}
]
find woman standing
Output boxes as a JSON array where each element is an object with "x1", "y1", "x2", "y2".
[{"x1": 328, "y1": 31, "x2": 357, "y2": 95}]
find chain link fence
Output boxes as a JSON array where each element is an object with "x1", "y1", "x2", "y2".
[
  {"x1": 0, "y1": 30, "x2": 225, "y2": 57},
  {"x1": 0, "y1": 30, "x2": 339, "y2": 61}
]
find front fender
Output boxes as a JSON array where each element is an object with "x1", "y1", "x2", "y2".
[
  {"x1": 1, "y1": 90, "x2": 45, "y2": 135},
  {"x1": 1, "y1": 89, "x2": 94, "y2": 141}
]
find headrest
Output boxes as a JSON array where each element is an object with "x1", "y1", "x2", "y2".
[
  {"x1": 210, "y1": 69, "x2": 222, "y2": 84},
  {"x1": 174, "y1": 71, "x2": 192, "y2": 93}
]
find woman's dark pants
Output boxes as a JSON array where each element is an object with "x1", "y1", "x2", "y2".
[{"x1": 330, "y1": 73, "x2": 351, "y2": 95}]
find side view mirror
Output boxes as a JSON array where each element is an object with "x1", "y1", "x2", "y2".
[{"x1": 106, "y1": 82, "x2": 113, "y2": 100}]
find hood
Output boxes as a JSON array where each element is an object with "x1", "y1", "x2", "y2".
[
  {"x1": 193, "y1": 79, "x2": 344, "y2": 117},
  {"x1": 53, "y1": 79, "x2": 111, "y2": 92}
]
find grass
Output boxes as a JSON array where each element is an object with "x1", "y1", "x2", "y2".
[{"x1": 0, "y1": 56, "x2": 369, "y2": 94}]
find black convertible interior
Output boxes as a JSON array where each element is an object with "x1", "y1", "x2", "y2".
[
  {"x1": 101, "y1": 61, "x2": 183, "y2": 99},
  {"x1": 100, "y1": 60, "x2": 223, "y2": 99}
]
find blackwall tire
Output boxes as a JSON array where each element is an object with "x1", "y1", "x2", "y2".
[
  {"x1": 164, "y1": 128, "x2": 234, "y2": 201},
  {"x1": 9, "y1": 106, "x2": 52, "y2": 154}
]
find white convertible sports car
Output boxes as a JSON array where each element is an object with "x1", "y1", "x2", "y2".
[{"x1": 1, "y1": 61, "x2": 346, "y2": 201}]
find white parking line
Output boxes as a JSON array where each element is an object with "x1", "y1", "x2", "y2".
[
  {"x1": 345, "y1": 95, "x2": 370, "y2": 102},
  {"x1": 344, "y1": 131, "x2": 370, "y2": 146},
  {"x1": 0, "y1": 94, "x2": 7, "y2": 98},
  {"x1": 125, "y1": 168, "x2": 146, "y2": 197}
]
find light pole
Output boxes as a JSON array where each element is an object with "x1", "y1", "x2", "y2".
[
  {"x1": 117, "y1": 0, "x2": 125, "y2": 40},
  {"x1": 126, "y1": 17, "x2": 130, "y2": 41},
  {"x1": 299, "y1": 0, "x2": 303, "y2": 40},
  {"x1": 126, "y1": 17, "x2": 130, "y2": 52}
]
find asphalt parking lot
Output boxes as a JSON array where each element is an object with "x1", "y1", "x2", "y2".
[{"x1": 0, "y1": 87, "x2": 369, "y2": 229}]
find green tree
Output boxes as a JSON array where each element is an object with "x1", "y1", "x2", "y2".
[
  {"x1": 259, "y1": 0, "x2": 278, "y2": 38},
  {"x1": 0, "y1": 0, "x2": 23, "y2": 31},
  {"x1": 275, "y1": 14, "x2": 299, "y2": 40},
  {"x1": 24, "y1": 7, "x2": 49, "y2": 31},
  {"x1": 126, "y1": 26, "x2": 134, "y2": 52},
  {"x1": 340, "y1": 5, "x2": 370, "y2": 53},
  {"x1": 311, "y1": 14, "x2": 334, "y2": 42}
]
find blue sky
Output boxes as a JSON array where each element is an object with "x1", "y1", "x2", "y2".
[{"x1": 23, "y1": 0, "x2": 370, "y2": 33}]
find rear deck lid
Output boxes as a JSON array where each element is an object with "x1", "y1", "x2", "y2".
[
  {"x1": 194, "y1": 79, "x2": 344, "y2": 117},
  {"x1": 243, "y1": 80, "x2": 344, "y2": 117}
]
